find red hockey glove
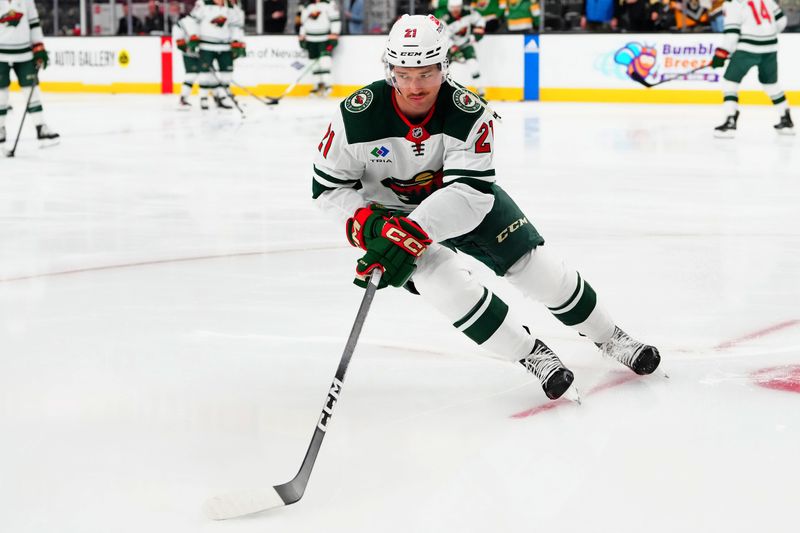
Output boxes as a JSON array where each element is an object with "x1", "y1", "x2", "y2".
[
  {"x1": 711, "y1": 48, "x2": 730, "y2": 69},
  {"x1": 187, "y1": 35, "x2": 200, "y2": 53},
  {"x1": 353, "y1": 216, "x2": 431, "y2": 289},
  {"x1": 32, "y1": 43, "x2": 48, "y2": 70},
  {"x1": 345, "y1": 205, "x2": 389, "y2": 250},
  {"x1": 176, "y1": 38, "x2": 187, "y2": 52},
  {"x1": 231, "y1": 40, "x2": 246, "y2": 59}
]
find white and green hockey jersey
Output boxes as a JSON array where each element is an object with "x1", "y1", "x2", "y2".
[
  {"x1": 312, "y1": 81, "x2": 499, "y2": 243},
  {"x1": 190, "y1": 0, "x2": 244, "y2": 52},
  {"x1": 0, "y1": 0, "x2": 43, "y2": 63},
  {"x1": 300, "y1": 0, "x2": 341, "y2": 44},
  {"x1": 440, "y1": 7, "x2": 486, "y2": 50},
  {"x1": 722, "y1": 0, "x2": 787, "y2": 54}
]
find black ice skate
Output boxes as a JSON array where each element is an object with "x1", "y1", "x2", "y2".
[
  {"x1": 200, "y1": 96, "x2": 210, "y2": 110},
  {"x1": 214, "y1": 96, "x2": 233, "y2": 109},
  {"x1": 178, "y1": 96, "x2": 192, "y2": 110},
  {"x1": 774, "y1": 111, "x2": 794, "y2": 135},
  {"x1": 714, "y1": 111, "x2": 739, "y2": 138},
  {"x1": 36, "y1": 124, "x2": 60, "y2": 146},
  {"x1": 519, "y1": 339, "x2": 576, "y2": 400},
  {"x1": 597, "y1": 326, "x2": 660, "y2": 376}
]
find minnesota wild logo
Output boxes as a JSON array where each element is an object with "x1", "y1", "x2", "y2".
[
  {"x1": 344, "y1": 88, "x2": 373, "y2": 113},
  {"x1": 0, "y1": 10, "x2": 24, "y2": 26},
  {"x1": 453, "y1": 88, "x2": 482, "y2": 113},
  {"x1": 210, "y1": 15, "x2": 227, "y2": 27},
  {"x1": 381, "y1": 169, "x2": 444, "y2": 204}
]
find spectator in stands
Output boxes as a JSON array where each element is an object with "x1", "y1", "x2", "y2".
[
  {"x1": 117, "y1": 4, "x2": 146, "y2": 35},
  {"x1": 505, "y1": 0, "x2": 541, "y2": 33},
  {"x1": 581, "y1": 0, "x2": 617, "y2": 30},
  {"x1": 264, "y1": 0, "x2": 289, "y2": 33},
  {"x1": 346, "y1": 0, "x2": 365, "y2": 34},
  {"x1": 615, "y1": 0, "x2": 659, "y2": 31},
  {"x1": 144, "y1": 1, "x2": 164, "y2": 34},
  {"x1": 665, "y1": 0, "x2": 711, "y2": 31}
]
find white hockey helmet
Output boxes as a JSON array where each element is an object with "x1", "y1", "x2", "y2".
[
  {"x1": 447, "y1": 0, "x2": 464, "y2": 9},
  {"x1": 384, "y1": 14, "x2": 450, "y2": 85}
]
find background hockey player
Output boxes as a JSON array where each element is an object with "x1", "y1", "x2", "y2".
[
  {"x1": 711, "y1": 0, "x2": 792, "y2": 137},
  {"x1": 190, "y1": 0, "x2": 245, "y2": 110},
  {"x1": 311, "y1": 14, "x2": 661, "y2": 402},
  {"x1": 298, "y1": 0, "x2": 341, "y2": 97},
  {"x1": 0, "y1": 0, "x2": 58, "y2": 146},
  {"x1": 504, "y1": 0, "x2": 540, "y2": 33},
  {"x1": 441, "y1": 0, "x2": 487, "y2": 98},
  {"x1": 471, "y1": 0, "x2": 506, "y2": 33},
  {"x1": 172, "y1": 14, "x2": 200, "y2": 109}
]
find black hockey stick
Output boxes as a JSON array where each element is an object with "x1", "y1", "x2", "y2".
[
  {"x1": 265, "y1": 59, "x2": 320, "y2": 103},
  {"x1": 202, "y1": 268, "x2": 383, "y2": 520},
  {"x1": 630, "y1": 64, "x2": 709, "y2": 89},
  {"x1": 209, "y1": 67, "x2": 246, "y2": 117},
  {"x1": 227, "y1": 78, "x2": 279, "y2": 106},
  {"x1": 3, "y1": 71, "x2": 38, "y2": 158}
]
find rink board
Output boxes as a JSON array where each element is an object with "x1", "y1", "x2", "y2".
[{"x1": 15, "y1": 34, "x2": 800, "y2": 104}]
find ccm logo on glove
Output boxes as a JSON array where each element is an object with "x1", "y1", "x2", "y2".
[{"x1": 381, "y1": 218, "x2": 430, "y2": 257}]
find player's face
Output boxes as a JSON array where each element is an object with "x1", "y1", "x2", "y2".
[{"x1": 392, "y1": 65, "x2": 442, "y2": 116}]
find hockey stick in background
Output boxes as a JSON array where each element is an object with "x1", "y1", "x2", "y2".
[
  {"x1": 265, "y1": 58, "x2": 320, "y2": 103},
  {"x1": 630, "y1": 64, "x2": 710, "y2": 89},
  {"x1": 209, "y1": 67, "x2": 246, "y2": 117},
  {"x1": 3, "y1": 71, "x2": 38, "y2": 158},
  {"x1": 202, "y1": 268, "x2": 383, "y2": 520},
  {"x1": 228, "y1": 80, "x2": 278, "y2": 106}
]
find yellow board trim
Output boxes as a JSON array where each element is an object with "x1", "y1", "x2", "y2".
[
  {"x1": 541, "y1": 88, "x2": 800, "y2": 105},
  {"x1": 10, "y1": 81, "x2": 163, "y2": 93}
]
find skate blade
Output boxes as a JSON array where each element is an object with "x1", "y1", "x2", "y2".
[
  {"x1": 39, "y1": 138, "x2": 60, "y2": 149},
  {"x1": 713, "y1": 130, "x2": 735, "y2": 139},
  {"x1": 776, "y1": 128, "x2": 795, "y2": 136},
  {"x1": 563, "y1": 384, "x2": 582, "y2": 405}
]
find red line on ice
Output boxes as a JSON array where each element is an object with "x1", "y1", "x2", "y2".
[{"x1": 714, "y1": 319, "x2": 800, "y2": 351}]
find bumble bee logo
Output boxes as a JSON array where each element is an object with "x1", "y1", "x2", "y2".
[
  {"x1": 381, "y1": 169, "x2": 443, "y2": 205},
  {"x1": 118, "y1": 50, "x2": 130, "y2": 68},
  {"x1": 453, "y1": 88, "x2": 482, "y2": 113},
  {"x1": 344, "y1": 88, "x2": 373, "y2": 113},
  {"x1": 211, "y1": 16, "x2": 227, "y2": 27},
  {"x1": 614, "y1": 42, "x2": 657, "y2": 82}
]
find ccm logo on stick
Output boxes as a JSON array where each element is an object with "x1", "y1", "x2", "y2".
[
  {"x1": 317, "y1": 378, "x2": 343, "y2": 432},
  {"x1": 496, "y1": 217, "x2": 529, "y2": 243}
]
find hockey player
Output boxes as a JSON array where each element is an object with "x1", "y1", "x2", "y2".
[
  {"x1": 298, "y1": 0, "x2": 340, "y2": 97},
  {"x1": 172, "y1": 14, "x2": 200, "y2": 109},
  {"x1": 0, "y1": 0, "x2": 59, "y2": 146},
  {"x1": 712, "y1": 0, "x2": 793, "y2": 137},
  {"x1": 441, "y1": 0, "x2": 487, "y2": 98},
  {"x1": 504, "y1": 0, "x2": 540, "y2": 33},
  {"x1": 190, "y1": 0, "x2": 245, "y2": 110},
  {"x1": 311, "y1": 14, "x2": 661, "y2": 402},
  {"x1": 472, "y1": 0, "x2": 507, "y2": 33}
]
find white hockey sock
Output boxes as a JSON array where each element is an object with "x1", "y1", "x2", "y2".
[
  {"x1": 722, "y1": 79, "x2": 739, "y2": 116},
  {"x1": 506, "y1": 247, "x2": 616, "y2": 344},
  {"x1": 762, "y1": 83, "x2": 788, "y2": 116},
  {"x1": 412, "y1": 245, "x2": 534, "y2": 362},
  {"x1": 181, "y1": 73, "x2": 197, "y2": 97},
  {"x1": 0, "y1": 87, "x2": 8, "y2": 128},
  {"x1": 27, "y1": 86, "x2": 44, "y2": 126}
]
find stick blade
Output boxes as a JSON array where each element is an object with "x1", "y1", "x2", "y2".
[{"x1": 202, "y1": 488, "x2": 286, "y2": 520}]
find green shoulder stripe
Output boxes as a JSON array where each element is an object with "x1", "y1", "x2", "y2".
[
  {"x1": 443, "y1": 168, "x2": 496, "y2": 178},
  {"x1": 445, "y1": 177, "x2": 495, "y2": 193}
]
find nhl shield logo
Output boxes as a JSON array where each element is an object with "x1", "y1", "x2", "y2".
[
  {"x1": 412, "y1": 127, "x2": 424, "y2": 139},
  {"x1": 344, "y1": 89, "x2": 374, "y2": 113},
  {"x1": 453, "y1": 89, "x2": 482, "y2": 114}
]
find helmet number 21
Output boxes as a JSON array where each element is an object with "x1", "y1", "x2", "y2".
[{"x1": 404, "y1": 28, "x2": 418, "y2": 38}]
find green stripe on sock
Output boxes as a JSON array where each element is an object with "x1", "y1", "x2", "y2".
[
  {"x1": 0, "y1": 108, "x2": 7, "y2": 116},
  {"x1": 553, "y1": 280, "x2": 598, "y2": 327},
  {"x1": 28, "y1": 105, "x2": 43, "y2": 113},
  {"x1": 548, "y1": 273, "x2": 582, "y2": 313},
  {"x1": 461, "y1": 293, "x2": 509, "y2": 345},
  {"x1": 724, "y1": 95, "x2": 739, "y2": 102},
  {"x1": 453, "y1": 287, "x2": 488, "y2": 329},
  {"x1": 772, "y1": 94, "x2": 786, "y2": 104}
]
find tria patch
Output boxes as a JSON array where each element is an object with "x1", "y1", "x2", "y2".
[
  {"x1": 452, "y1": 88, "x2": 482, "y2": 114},
  {"x1": 344, "y1": 89, "x2": 373, "y2": 113}
]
